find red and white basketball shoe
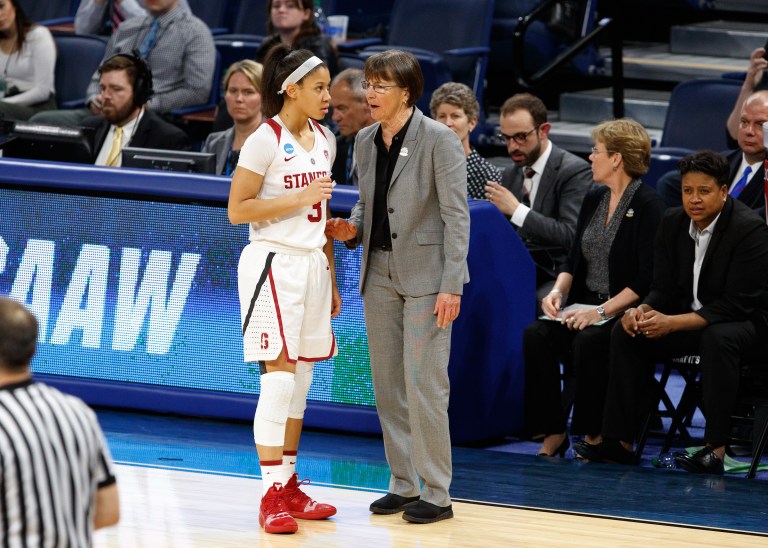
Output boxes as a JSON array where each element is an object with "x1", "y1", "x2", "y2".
[
  {"x1": 282, "y1": 473, "x2": 337, "y2": 519},
  {"x1": 259, "y1": 483, "x2": 298, "y2": 534}
]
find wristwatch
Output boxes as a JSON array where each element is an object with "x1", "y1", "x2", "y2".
[{"x1": 596, "y1": 306, "x2": 608, "y2": 321}]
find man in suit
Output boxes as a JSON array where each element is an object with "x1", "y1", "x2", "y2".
[
  {"x1": 84, "y1": 53, "x2": 189, "y2": 166},
  {"x1": 33, "y1": 0, "x2": 214, "y2": 127},
  {"x1": 329, "y1": 68, "x2": 374, "y2": 186},
  {"x1": 656, "y1": 90, "x2": 768, "y2": 211},
  {"x1": 485, "y1": 93, "x2": 592, "y2": 295},
  {"x1": 75, "y1": 0, "x2": 190, "y2": 36},
  {"x1": 726, "y1": 46, "x2": 768, "y2": 146},
  {"x1": 574, "y1": 151, "x2": 768, "y2": 474},
  {"x1": 326, "y1": 50, "x2": 469, "y2": 524}
]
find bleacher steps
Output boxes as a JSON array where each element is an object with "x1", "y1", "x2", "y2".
[
  {"x1": 671, "y1": 20, "x2": 768, "y2": 59},
  {"x1": 559, "y1": 88, "x2": 671, "y2": 130},
  {"x1": 548, "y1": 119, "x2": 663, "y2": 156},
  {"x1": 605, "y1": 43, "x2": 749, "y2": 82},
  {"x1": 705, "y1": 0, "x2": 768, "y2": 14}
]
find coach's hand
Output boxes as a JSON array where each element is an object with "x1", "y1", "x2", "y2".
[
  {"x1": 325, "y1": 218, "x2": 357, "y2": 241},
  {"x1": 435, "y1": 293, "x2": 461, "y2": 329}
]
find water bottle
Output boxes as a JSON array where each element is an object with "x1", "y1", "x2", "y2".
[{"x1": 313, "y1": 0, "x2": 328, "y2": 36}]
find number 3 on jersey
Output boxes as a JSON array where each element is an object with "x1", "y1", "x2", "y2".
[{"x1": 307, "y1": 201, "x2": 322, "y2": 222}]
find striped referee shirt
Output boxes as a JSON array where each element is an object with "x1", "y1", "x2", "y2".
[
  {"x1": 0, "y1": 379, "x2": 116, "y2": 547},
  {"x1": 85, "y1": 6, "x2": 216, "y2": 113}
]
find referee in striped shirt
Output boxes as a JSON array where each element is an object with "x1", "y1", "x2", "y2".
[{"x1": 0, "y1": 298, "x2": 119, "y2": 545}]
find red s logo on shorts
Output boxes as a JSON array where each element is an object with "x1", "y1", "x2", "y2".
[{"x1": 260, "y1": 333, "x2": 269, "y2": 350}]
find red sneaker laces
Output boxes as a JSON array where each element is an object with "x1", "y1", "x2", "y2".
[{"x1": 285, "y1": 477, "x2": 314, "y2": 504}]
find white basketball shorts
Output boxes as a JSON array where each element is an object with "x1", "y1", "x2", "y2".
[{"x1": 239, "y1": 242, "x2": 337, "y2": 363}]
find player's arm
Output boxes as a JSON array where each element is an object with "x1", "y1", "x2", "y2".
[
  {"x1": 93, "y1": 482, "x2": 120, "y2": 529},
  {"x1": 324, "y1": 202, "x2": 342, "y2": 318},
  {"x1": 228, "y1": 167, "x2": 333, "y2": 225}
]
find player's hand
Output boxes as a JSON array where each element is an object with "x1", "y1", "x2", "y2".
[
  {"x1": 434, "y1": 293, "x2": 461, "y2": 329},
  {"x1": 301, "y1": 176, "x2": 334, "y2": 207},
  {"x1": 325, "y1": 218, "x2": 358, "y2": 241},
  {"x1": 331, "y1": 286, "x2": 342, "y2": 318},
  {"x1": 485, "y1": 181, "x2": 520, "y2": 215}
]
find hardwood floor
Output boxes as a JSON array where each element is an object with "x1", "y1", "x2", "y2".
[{"x1": 94, "y1": 465, "x2": 768, "y2": 547}]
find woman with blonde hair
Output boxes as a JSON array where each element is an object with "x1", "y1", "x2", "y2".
[
  {"x1": 523, "y1": 118, "x2": 666, "y2": 457},
  {"x1": 203, "y1": 60, "x2": 264, "y2": 176}
]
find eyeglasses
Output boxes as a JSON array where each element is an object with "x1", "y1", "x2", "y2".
[
  {"x1": 497, "y1": 126, "x2": 539, "y2": 145},
  {"x1": 738, "y1": 119, "x2": 766, "y2": 130},
  {"x1": 271, "y1": 1, "x2": 299, "y2": 10},
  {"x1": 361, "y1": 80, "x2": 400, "y2": 94},
  {"x1": 590, "y1": 146, "x2": 614, "y2": 155}
]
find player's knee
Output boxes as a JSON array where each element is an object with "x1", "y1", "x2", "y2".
[
  {"x1": 288, "y1": 361, "x2": 313, "y2": 419},
  {"x1": 253, "y1": 371, "x2": 295, "y2": 446}
]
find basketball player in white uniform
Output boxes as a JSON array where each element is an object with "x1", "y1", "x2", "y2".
[{"x1": 228, "y1": 46, "x2": 339, "y2": 535}]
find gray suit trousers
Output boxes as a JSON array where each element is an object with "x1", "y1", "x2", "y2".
[{"x1": 363, "y1": 250, "x2": 453, "y2": 507}]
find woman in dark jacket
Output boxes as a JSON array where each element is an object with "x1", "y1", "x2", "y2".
[
  {"x1": 256, "y1": 0, "x2": 339, "y2": 76},
  {"x1": 524, "y1": 118, "x2": 666, "y2": 457}
]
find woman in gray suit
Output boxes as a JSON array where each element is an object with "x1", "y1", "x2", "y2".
[
  {"x1": 202, "y1": 60, "x2": 263, "y2": 176},
  {"x1": 326, "y1": 49, "x2": 470, "y2": 524}
]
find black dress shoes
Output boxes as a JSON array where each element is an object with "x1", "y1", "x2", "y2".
[
  {"x1": 572, "y1": 438, "x2": 636, "y2": 465},
  {"x1": 369, "y1": 493, "x2": 420, "y2": 514},
  {"x1": 675, "y1": 446, "x2": 724, "y2": 475},
  {"x1": 402, "y1": 500, "x2": 454, "y2": 523}
]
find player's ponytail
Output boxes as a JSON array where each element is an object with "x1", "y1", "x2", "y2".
[{"x1": 262, "y1": 45, "x2": 326, "y2": 117}]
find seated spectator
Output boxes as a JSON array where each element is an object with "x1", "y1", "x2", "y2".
[
  {"x1": 0, "y1": 297, "x2": 119, "y2": 545},
  {"x1": 574, "y1": 151, "x2": 768, "y2": 474},
  {"x1": 32, "y1": 0, "x2": 215, "y2": 127},
  {"x1": 75, "y1": 0, "x2": 190, "y2": 36},
  {"x1": 524, "y1": 119, "x2": 665, "y2": 457},
  {"x1": 657, "y1": 90, "x2": 768, "y2": 211},
  {"x1": 85, "y1": 53, "x2": 190, "y2": 167},
  {"x1": 329, "y1": 68, "x2": 374, "y2": 185},
  {"x1": 726, "y1": 46, "x2": 768, "y2": 146},
  {"x1": 256, "y1": 0, "x2": 339, "y2": 77},
  {"x1": 0, "y1": 0, "x2": 56, "y2": 121},
  {"x1": 202, "y1": 60, "x2": 263, "y2": 176},
  {"x1": 485, "y1": 93, "x2": 592, "y2": 299},
  {"x1": 430, "y1": 82, "x2": 502, "y2": 199}
]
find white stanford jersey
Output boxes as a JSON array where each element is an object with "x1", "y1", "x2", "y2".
[{"x1": 238, "y1": 115, "x2": 337, "y2": 251}]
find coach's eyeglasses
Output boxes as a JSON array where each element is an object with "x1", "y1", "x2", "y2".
[{"x1": 361, "y1": 80, "x2": 400, "y2": 94}]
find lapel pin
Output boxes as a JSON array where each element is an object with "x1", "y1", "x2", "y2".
[
  {"x1": 399, "y1": 147, "x2": 409, "y2": 157},
  {"x1": 626, "y1": 208, "x2": 635, "y2": 218}
]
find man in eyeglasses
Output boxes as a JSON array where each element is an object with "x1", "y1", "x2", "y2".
[
  {"x1": 656, "y1": 90, "x2": 768, "y2": 211},
  {"x1": 485, "y1": 92, "x2": 592, "y2": 298}
]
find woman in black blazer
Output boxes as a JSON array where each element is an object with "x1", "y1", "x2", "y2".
[{"x1": 524, "y1": 118, "x2": 666, "y2": 457}]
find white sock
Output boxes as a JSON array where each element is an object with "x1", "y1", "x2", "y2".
[
  {"x1": 261, "y1": 462, "x2": 286, "y2": 497},
  {"x1": 283, "y1": 453, "x2": 297, "y2": 479}
]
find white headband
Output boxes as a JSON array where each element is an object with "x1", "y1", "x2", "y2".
[{"x1": 278, "y1": 56, "x2": 323, "y2": 95}]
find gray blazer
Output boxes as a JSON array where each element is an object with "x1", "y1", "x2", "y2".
[
  {"x1": 201, "y1": 127, "x2": 234, "y2": 176},
  {"x1": 501, "y1": 143, "x2": 592, "y2": 268},
  {"x1": 349, "y1": 108, "x2": 470, "y2": 297}
]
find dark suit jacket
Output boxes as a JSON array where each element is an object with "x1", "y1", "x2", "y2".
[
  {"x1": 82, "y1": 110, "x2": 191, "y2": 163},
  {"x1": 656, "y1": 149, "x2": 765, "y2": 210},
  {"x1": 500, "y1": 143, "x2": 593, "y2": 277},
  {"x1": 646, "y1": 198, "x2": 768, "y2": 327},
  {"x1": 565, "y1": 182, "x2": 666, "y2": 305}
]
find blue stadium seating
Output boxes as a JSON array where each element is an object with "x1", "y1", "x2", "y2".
[
  {"x1": 646, "y1": 78, "x2": 743, "y2": 188},
  {"x1": 53, "y1": 34, "x2": 108, "y2": 109}
]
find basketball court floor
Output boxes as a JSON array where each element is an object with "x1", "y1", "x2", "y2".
[{"x1": 91, "y1": 409, "x2": 768, "y2": 546}]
